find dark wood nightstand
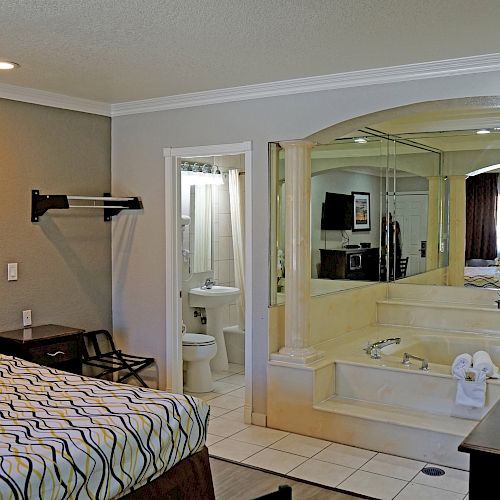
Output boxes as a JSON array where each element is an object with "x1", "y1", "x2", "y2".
[{"x1": 0, "y1": 324, "x2": 84, "y2": 374}]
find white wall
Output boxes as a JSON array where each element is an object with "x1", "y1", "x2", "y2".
[{"x1": 111, "y1": 71, "x2": 500, "y2": 417}]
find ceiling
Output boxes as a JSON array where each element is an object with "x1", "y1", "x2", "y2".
[{"x1": 3, "y1": 0, "x2": 500, "y2": 103}]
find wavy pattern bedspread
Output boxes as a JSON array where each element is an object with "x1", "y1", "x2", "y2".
[
  {"x1": 464, "y1": 266, "x2": 500, "y2": 289},
  {"x1": 0, "y1": 355, "x2": 209, "y2": 499}
]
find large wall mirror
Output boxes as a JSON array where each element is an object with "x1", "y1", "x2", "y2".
[{"x1": 269, "y1": 97, "x2": 500, "y2": 305}]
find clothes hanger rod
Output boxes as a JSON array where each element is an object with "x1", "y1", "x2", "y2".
[
  {"x1": 67, "y1": 195, "x2": 134, "y2": 202},
  {"x1": 68, "y1": 205, "x2": 129, "y2": 209}
]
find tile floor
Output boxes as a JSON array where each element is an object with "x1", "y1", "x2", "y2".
[{"x1": 186, "y1": 363, "x2": 470, "y2": 500}]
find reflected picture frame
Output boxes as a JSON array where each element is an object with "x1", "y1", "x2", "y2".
[{"x1": 351, "y1": 191, "x2": 371, "y2": 231}]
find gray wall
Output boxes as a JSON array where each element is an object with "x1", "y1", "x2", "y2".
[
  {"x1": 0, "y1": 99, "x2": 111, "y2": 332},
  {"x1": 111, "y1": 71, "x2": 500, "y2": 416}
]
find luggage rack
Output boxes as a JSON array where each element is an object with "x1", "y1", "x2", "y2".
[{"x1": 31, "y1": 190, "x2": 143, "y2": 222}]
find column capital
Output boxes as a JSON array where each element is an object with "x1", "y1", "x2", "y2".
[{"x1": 279, "y1": 140, "x2": 315, "y2": 150}]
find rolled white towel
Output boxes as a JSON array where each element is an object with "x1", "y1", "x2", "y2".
[
  {"x1": 451, "y1": 353, "x2": 472, "y2": 378},
  {"x1": 473, "y1": 350, "x2": 498, "y2": 378}
]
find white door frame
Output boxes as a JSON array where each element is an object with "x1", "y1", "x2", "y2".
[{"x1": 163, "y1": 142, "x2": 253, "y2": 422}]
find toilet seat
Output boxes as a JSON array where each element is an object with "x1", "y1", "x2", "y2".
[{"x1": 182, "y1": 333, "x2": 216, "y2": 346}]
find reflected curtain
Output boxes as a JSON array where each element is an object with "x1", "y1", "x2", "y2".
[
  {"x1": 192, "y1": 185, "x2": 212, "y2": 273},
  {"x1": 465, "y1": 173, "x2": 498, "y2": 260},
  {"x1": 228, "y1": 170, "x2": 245, "y2": 329}
]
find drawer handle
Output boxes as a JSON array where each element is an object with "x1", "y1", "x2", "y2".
[{"x1": 46, "y1": 351, "x2": 65, "y2": 357}]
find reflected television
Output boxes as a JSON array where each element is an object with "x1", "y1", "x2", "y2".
[{"x1": 321, "y1": 192, "x2": 354, "y2": 230}]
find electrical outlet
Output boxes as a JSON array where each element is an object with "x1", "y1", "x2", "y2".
[{"x1": 22, "y1": 309, "x2": 32, "y2": 327}]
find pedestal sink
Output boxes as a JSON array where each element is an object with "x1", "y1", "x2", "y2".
[{"x1": 188, "y1": 286, "x2": 240, "y2": 372}]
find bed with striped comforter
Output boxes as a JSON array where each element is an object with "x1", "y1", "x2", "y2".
[
  {"x1": 464, "y1": 266, "x2": 500, "y2": 289},
  {"x1": 0, "y1": 355, "x2": 209, "y2": 499}
]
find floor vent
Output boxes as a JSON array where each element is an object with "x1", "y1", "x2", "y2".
[{"x1": 421, "y1": 466, "x2": 445, "y2": 477}]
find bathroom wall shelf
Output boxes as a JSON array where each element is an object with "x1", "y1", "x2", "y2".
[{"x1": 31, "y1": 190, "x2": 143, "y2": 222}]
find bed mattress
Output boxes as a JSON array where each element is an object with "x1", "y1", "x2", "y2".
[
  {"x1": 0, "y1": 355, "x2": 209, "y2": 499},
  {"x1": 464, "y1": 266, "x2": 500, "y2": 288}
]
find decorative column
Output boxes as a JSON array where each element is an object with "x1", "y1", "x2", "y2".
[
  {"x1": 448, "y1": 175, "x2": 466, "y2": 286},
  {"x1": 426, "y1": 176, "x2": 441, "y2": 271},
  {"x1": 272, "y1": 140, "x2": 323, "y2": 364}
]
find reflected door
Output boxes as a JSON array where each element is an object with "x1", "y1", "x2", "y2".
[{"x1": 395, "y1": 193, "x2": 428, "y2": 276}]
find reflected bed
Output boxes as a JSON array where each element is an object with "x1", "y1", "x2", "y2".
[{"x1": 464, "y1": 266, "x2": 500, "y2": 289}]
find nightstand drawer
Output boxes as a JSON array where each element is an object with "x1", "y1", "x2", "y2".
[{"x1": 28, "y1": 339, "x2": 79, "y2": 366}]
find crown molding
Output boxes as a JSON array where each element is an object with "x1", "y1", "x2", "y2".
[
  {"x1": 2, "y1": 53, "x2": 500, "y2": 117},
  {"x1": 111, "y1": 53, "x2": 500, "y2": 116},
  {"x1": 0, "y1": 82, "x2": 111, "y2": 116}
]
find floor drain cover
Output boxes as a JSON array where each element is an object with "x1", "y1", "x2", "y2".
[{"x1": 421, "y1": 466, "x2": 445, "y2": 477}]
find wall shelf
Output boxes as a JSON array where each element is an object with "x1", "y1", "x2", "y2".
[{"x1": 31, "y1": 190, "x2": 143, "y2": 222}]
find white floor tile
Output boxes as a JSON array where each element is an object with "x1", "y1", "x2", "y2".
[
  {"x1": 230, "y1": 425, "x2": 289, "y2": 447},
  {"x1": 338, "y1": 470, "x2": 407, "y2": 500},
  {"x1": 217, "y1": 407, "x2": 244, "y2": 421},
  {"x1": 289, "y1": 458, "x2": 355, "y2": 488},
  {"x1": 243, "y1": 448, "x2": 307, "y2": 474},
  {"x1": 220, "y1": 373, "x2": 245, "y2": 386},
  {"x1": 395, "y1": 482, "x2": 466, "y2": 500},
  {"x1": 209, "y1": 438, "x2": 263, "y2": 462},
  {"x1": 361, "y1": 453, "x2": 426, "y2": 481},
  {"x1": 212, "y1": 380, "x2": 241, "y2": 394},
  {"x1": 208, "y1": 417, "x2": 249, "y2": 437},
  {"x1": 314, "y1": 442, "x2": 376, "y2": 469},
  {"x1": 227, "y1": 387, "x2": 245, "y2": 398},
  {"x1": 184, "y1": 391, "x2": 219, "y2": 401},
  {"x1": 270, "y1": 433, "x2": 331, "y2": 458},
  {"x1": 209, "y1": 393, "x2": 244, "y2": 410},
  {"x1": 208, "y1": 405, "x2": 232, "y2": 418},
  {"x1": 227, "y1": 363, "x2": 244, "y2": 373},
  {"x1": 212, "y1": 370, "x2": 234, "y2": 381},
  {"x1": 205, "y1": 434, "x2": 225, "y2": 446},
  {"x1": 412, "y1": 465, "x2": 469, "y2": 494}
]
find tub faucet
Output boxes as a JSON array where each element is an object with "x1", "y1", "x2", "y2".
[
  {"x1": 201, "y1": 277, "x2": 216, "y2": 290},
  {"x1": 365, "y1": 337, "x2": 401, "y2": 359},
  {"x1": 402, "y1": 352, "x2": 429, "y2": 371}
]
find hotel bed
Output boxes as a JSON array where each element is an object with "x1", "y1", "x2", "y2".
[
  {"x1": 464, "y1": 266, "x2": 500, "y2": 289},
  {"x1": 0, "y1": 355, "x2": 214, "y2": 499}
]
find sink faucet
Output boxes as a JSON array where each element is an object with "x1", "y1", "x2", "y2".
[
  {"x1": 365, "y1": 337, "x2": 401, "y2": 359},
  {"x1": 201, "y1": 277, "x2": 216, "y2": 290}
]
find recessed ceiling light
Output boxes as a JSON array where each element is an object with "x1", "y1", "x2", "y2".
[
  {"x1": 354, "y1": 137, "x2": 368, "y2": 144},
  {"x1": 0, "y1": 61, "x2": 19, "y2": 70},
  {"x1": 476, "y1": 129, "x2": 491, "y2": 135}
]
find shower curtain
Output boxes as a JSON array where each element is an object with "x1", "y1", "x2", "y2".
[
  {"x1": 228, "y1": 170, "x2": 245, "y2": 329},
  {"x1": 192, "y1": 185, "x2": 212, "y2": 273}
]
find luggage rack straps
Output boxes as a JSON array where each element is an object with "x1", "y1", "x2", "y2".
[{"x1": 31, "y1": 190, "x2": 143, "y2": 222}]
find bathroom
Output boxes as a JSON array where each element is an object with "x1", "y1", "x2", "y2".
[{"x1": 179, "y1": 154, "x2": 246, "y2": 395}]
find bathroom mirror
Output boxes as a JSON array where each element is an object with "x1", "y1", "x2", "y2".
[{"x1": 189, "y1": 184, "x2": 213, "y2": 273}]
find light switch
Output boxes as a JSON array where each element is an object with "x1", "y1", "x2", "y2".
[{"x1": 7, "y1": 263, "x2": 17, "y2": 281}]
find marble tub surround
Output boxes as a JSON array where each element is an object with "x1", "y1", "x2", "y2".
[{"x1": 268, "y1": 283, "x2": 500, "y2": 469}]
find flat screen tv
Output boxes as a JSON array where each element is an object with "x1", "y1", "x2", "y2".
[{"x1": 321, "y1": 192, "x2": 354, "y2": 230}]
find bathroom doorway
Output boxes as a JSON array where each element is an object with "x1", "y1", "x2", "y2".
[{"x1": 164, "y1": 142, "x2": 253, "y2": 424}]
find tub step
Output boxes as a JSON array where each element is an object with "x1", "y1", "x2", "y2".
[
  {"x1": 388, "y1": 283, "x2": 500, "y2": 307},
  {"x1": 377, "y1": 299, "x2": 500, "y2": 334},
  {"x1": 314, "y1": 396, "x2": 476, "y2": 437}
]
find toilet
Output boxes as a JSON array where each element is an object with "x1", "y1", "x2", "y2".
[{"x1": 182, "y1": 333, "x2": 217, "y2": 393}]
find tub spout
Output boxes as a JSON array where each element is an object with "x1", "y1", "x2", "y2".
[
  {"x1": 402, "y1": 352, "x2": 429, "y2": 371},
  {"x1": 365, "y1": 337, "x2": 401, "y2": 359}
]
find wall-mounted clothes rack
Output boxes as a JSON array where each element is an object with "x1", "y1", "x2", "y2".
[{"x1": 31, "y1": 190, "x2": 143, "y2": 222}]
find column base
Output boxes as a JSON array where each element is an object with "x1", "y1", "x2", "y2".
[{"x1": 270, "y1": 346, "x2": 324, "y2": 364}]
